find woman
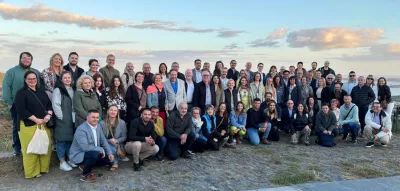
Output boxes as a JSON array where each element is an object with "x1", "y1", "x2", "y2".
[
  {"x1": 290, "y1": 103, "x2": 312, "y2": 146},
  {"x1": 159, "y1": 63, "x2": 169, "y2": 83},
  {"x1": 267, "y1": 65, "x2": 278, "y2": 79},
  {"x1": 126, "y1": 72, "x2": 147, "y2": 125},
  {"x1": 229, "y1": 102, "x2": 247, "y2": 144},
  {"x1": 198, "y1": 105, "x2": 220, "y2": 151},
  {"x1": 284, "y1": 76, "x2": 300, "y2": 106},
  {"x1": 366, "y1": 74, "x2": 378, "y2": 104},
  {"x1": 99, "y1": 105, "x2": 128, "y2": 171},
  {"x1": 330, "y1": 99, "x2": 340, "y2": 132},
  {"x1": 306, "y1": 97, "x2": 319, "y2": 131},
  {"x1": 190, "y1": 107, "x2": 207, "y2": 153},
  {"x1": 213, "y1": 61, "x2": 224, "y2": 76},
  {"x1": 83, "y1": 59, "x2": 102, "y2": 78},
  {"x1": 273, "y1": 75, "x2": 285, "y2": 109},
  {"x1": 215, "y1": 103, "x2": 232, "y2": 148},
  {"x1": 212, "y1": 75, "x2": 225, "y2": 108},
  {"x1": 73, "y1": 75, "x2": 102, "y2": 127},
  {"x1": 92, "y1": 73, "x2": 107, "y2": 117},
  {"x1": 41, "y1": 53, "x2": 63, "y2": 96},
  {"x1": 224, "y1": 79, "x2": 238, "y2": 113},
  {"x1": 377, "y1": 77, "x2": 394, "y2": 116},
  {"x1": 265, "y1": 77, "x2": 277, "y2": 102},
  {"x1": 15, "y1": 71, "x2": 53, "y2": 178},
  {"x1": 147, "y1": 74, "x2": 167, "y2": 128},
  {"x1": 236, "y1": 70, "x2": 247, "y2": 87},
  {"x1": 121, "y1": 62, "x2": 135, "y2": 92},
  {"x1": 315, "y1": 78, "x2": 330, "y2": 109},
  {"x1": 52, "y1": 72, "x2": 76, "y2": 171},
  {"x1": 105, "y1": 75, "x2": 127, "y2": 120},
  {"x1": 264, "y1": 101, "x2": 279, "y2": 143},
  {"x1": 250, "y1": 72, "x2": 265, "y2": 102},
  {"x1": 237, "y1": 77, "x2": 252, "y2": 112}
]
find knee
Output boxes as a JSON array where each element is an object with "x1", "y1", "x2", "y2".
[
  {"x1": 132, "y1": 141, "x2": 142, "y2": 150},
  {"x1": 364, "y1": 125, "x2": 372, "y2": 132},
  {"x1": 250, "y1": 138, "x2": 260, "y2": 145},
  {"x1": 153, "y1": 145, "x2": 160, "y2": 154},
  {"x1": 381, "y1": 137, "x2": 390, "y2": 145},
  {"x1": 239, "y1": 130, "x2": 246, "y2": 136}
]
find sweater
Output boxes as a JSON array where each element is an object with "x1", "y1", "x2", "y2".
[
  {"x1": 2, "y1": 65, "x2": 41, "y2": 105},
  {"x1": 351, "y1": 85, "x2": 375, "y2": 107},
  {"x1": 338, "y1": 103, "x2": 359, "y2": 125},
  {"x1": 246, "y1": 108, "x2": 266, "y2": 129},
  {"x1": 127, "y1": 118, "x2": 156, "y2": 142},
  {"x1": 99, "y1": 65, "x2": 120, "y2": 88},
  {"x1": 229, "y1": 111, "x2": 246, "y2": 129},
  {"x1": 315, "y1": 111, "x2": 337, "y2": 133},
  {"x1": 166, "y1": 111, "x2": 192, "y2": 139}
]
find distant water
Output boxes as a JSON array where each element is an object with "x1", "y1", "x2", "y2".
[{"x1": 388, "y1": 81, "x2": 400, "y2": 96}]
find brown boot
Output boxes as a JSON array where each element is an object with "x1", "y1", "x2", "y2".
[
  {"x1": 80, "y1": 173, "x2": 96, "y2": 183},
  {"x1": 236, "y1": 136, "x2": 241, "y2": 144}
]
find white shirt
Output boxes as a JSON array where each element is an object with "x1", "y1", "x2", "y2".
[
  {"x1": 220, "y1": 76, "x2": 228, "y2": 90},
  {"x1": 88, "y1": 123, "x2": 98, "y2": 147},
  {"x1": 194, "y1": 69, "x2": 202, "y2": 83},
  {"x1": 186, "y1": 81, "x2": 195, "y2": 103}
]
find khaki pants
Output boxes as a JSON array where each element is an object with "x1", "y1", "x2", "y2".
[
  {"x1": 125, "y1": 141, "x2": 159, "y2": 164},
  {"x1": 291, "y1": 127, "x2": 311, "y2": 145},
  {"x1": 364, "y1": 125, "x2": 390, "y2": 145}
]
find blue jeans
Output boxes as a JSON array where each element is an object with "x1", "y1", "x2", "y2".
[
  {"x1": 155, "y1": 136, "x2": 167, "y2": 157},
  {"x1": 56, "y1": 141, "x2": 72, "y2": 161},
  {"x1": 247, "y1": 123, "x2": 271, "y2": 145},
  {"x1": 107, "y1": 142, "x2": 118, "y2": 165},
  {"x1": 10, "y1": 104, "x2": 21, "y2": 152},
  {"x1": 343, "y1": 122, "x2": 360, "y2": 140}
]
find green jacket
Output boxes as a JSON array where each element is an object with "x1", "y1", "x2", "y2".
[
  {"x1": 2, "y1": 65, "x2": 41, "y2": 105},
  {"x1": 73, "y1": 89, "x2": 102, "y2": 127}
]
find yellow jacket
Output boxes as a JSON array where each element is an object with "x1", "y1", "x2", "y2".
[{"x1": 154, "y1": 116, "x2": 164, "y2": 137}]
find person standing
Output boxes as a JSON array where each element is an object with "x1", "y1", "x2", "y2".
[
  {"x1": 250, "y1": 72, "x2": 265, "y2": 102},
  {"x1": 171, "y1": 62, "x2": 186, "y2": 81},
  {"x1": 125, "y1": 72, "x2": 147, "y2": 125},
  {"x1": 256, "y1": 63, "x2": 267, "y2": 85},
  {"x1": 142, "y1": 63, "x2": 154, "y2": 89},
  {"x1": 159, "y1": 63, "x2": 169, "y2": 83},
  {"x1": 41, "y1": 53, "x2": 63, "y2": 96},
  {"x1": 220, "y1": 68, "x2": 229, "y2": 90},
  {"x1": 351, "y1": 76, "x2": 375, "y2": 136},
  {"x1": 105, "y1": 75, "x2": 127, "y2": 120},
  {"x1": 193, "y1": 70, "x2": 216, "y2": 113},
  {"x1": 121, "y1": 62, "x2": 135, "y2": 92},
  {"x1": 185, "y1": 69, "x2": 195, "y2": 111},
  {"x1": 245, "y1": 62, "x2": 254, "y2": 82},
  {"x1": 212, "y1": 75, "x2": 225, "y2": 108},
  {"x1": 2, "y1": 52, "x2": 41, "y2": 155},
  {"x1": 15, "y1": 71, "x2": 53, "y2": 178},
  {"x1": 308, "y1": 62, "x2": 318, "y2": 79},
  {"x1": 377, "y1": 77, "x2": 394, "y2": 117},
  {"x1": 227, "y1": 60, "x2": 239, "y2": 83},
  {"x1": 318, "y1": 61, "x2": 335, "y2": 78},
  {"x1": 147, "y1": 74, "x2": 167, "y2": 128},
  {"x1": 342, "y1": 71, "x2": 357, "y2": 94},
  {"x1": 224, "y1": 79, "x2": 239, "y2": 113},
  {"x1": 192, "y1": 59, "x2": 203, "y2": 83},
  {"x1": 284, "y1": 76, "x2": 300, "y2": 106},
  {"x1": 83, "y1": 59, "x2": 102, "y2": 78},
  {"x1": 99, "y1": 54, "x2": 120, "y2": 88},
  {"x1": 63, "y1": 52, "x2": 84, "y2": 86},
  {"x1": 164, "y1": 69, "x2": 187, "y2": 113},
  {"x1": 298, "y1": 77, "x2": 314, "y2": 106},
  {"x1": 237, "y1": 77, "x2": 252, "y2": 112}
]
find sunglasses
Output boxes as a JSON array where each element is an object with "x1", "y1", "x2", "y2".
[
  {"x1": 367, "y1": 78, "x2": 374, "y2": 80},
  {"x1": 350, "y1": 75, "x2": 355, "y2": 77}
]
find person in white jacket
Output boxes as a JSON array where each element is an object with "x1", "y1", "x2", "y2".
[{"x1": 364, "y1": 102, "x2": 392, "y2": 147}]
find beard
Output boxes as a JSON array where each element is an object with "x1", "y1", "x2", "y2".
[
  {"x1": 19, "y1": 61, "x2": 31, "y2": 69},
  {"x1": 69, "y1": 62, "x2": 77, "y2": 66},
  {"x1": 334, "y1": 90, "x2": 341, "y2": 99}
]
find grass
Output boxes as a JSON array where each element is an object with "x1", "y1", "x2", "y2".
[
  {"x1": 270, "y1": 164, "x2": 317, "y2": 186},
  {"x1": 0, "y1": 137, "x2": 13, "y2": 153},
  {"x1": 340, "y1": 162, "x2": 390, "y2": 180}
]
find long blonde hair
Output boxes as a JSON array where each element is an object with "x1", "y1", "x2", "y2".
[
  {"x1": 265, "y1": 78, "x2": 276, "y2": 100},
  {"x1": 49, "y1": 53, "x2": 64, "y2": 73},
  {"x1": 265, "y1": 101, "x2": 278, "y2": 120},
  {"x1": 106, "y1": 105, "x2": 120, "y2": 134}
]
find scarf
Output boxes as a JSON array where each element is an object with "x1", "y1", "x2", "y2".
[
  {"x1": 146, "y1": 83, "x2": 164, "y2": 94},
  {"x1": 192, "y1": 117, "x2": 203, "y2": 128}
]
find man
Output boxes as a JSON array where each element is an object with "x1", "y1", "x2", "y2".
[
  {"x1": 279, "y1": 66, "x2": 286, "y2": 77},
  {"x1": 224, "y1": 79, "x2": 238, "y2": 112},
  {"x1": 307, "y1": 71, "x2": 314, "y2": 86},
  {"x1": 326, "y1": 74, "x2": 335, "y2": 92},
  {"x1": 245, "y1": 62, "x2": 254, "y2": 82},
  {"x1": 171, "y1": 62, "x2": 186, "y2": 81},
  {"x1": 245, "y1": 98, "x2": 268, "y2": 145},
  {"x1": 335, "y1": 74, "x2": 343, "y2": 86},
  {"x1": 203, "y1": 62, "x2": 211, "y2": 72},
  {"x1": 193, "y1": 70, "x2": 216, "y2": 113},
  {"x1": 298, "y1": 77, "x2": 314, "y2": 106},
  {"x1": 342, "y1": 71, "x2": 357, "y2": 93},
  {"x1": 289, "y1": 66, "x2": 296, "y2": 77},
  {"x1": 2, "y1": 52, "x2": 41, "y2": 155},
  {"x1": 63, "y1": 52, "x2": 84, "y2": 85},
  {"x1": 164, "y1": 69, "x2": 186, "y2": 113},
  {"x1": 184, "y1": 69, "x2": 195, "y2": 111},
  {"x1": 330, "y1": 83, "x2": 348, "y2": 106},
  {"x1": 281, "y1": 70, "x2": 290, "y2": 87},
  {"x1": 99, "y1": 54, "x2": 120, "y2": 88},
  {"x1": 295, "y1": 62, "x2": 308, "y2": 78},
  {"x1": 318, "y1": 60, "x2": 335, "y2": 78},
  {"x1": 192, "y1": 59, "x2": 202, "y2": 83},
  {"x1": 150, "y1": 106, "x2": 167, "y2": 160},
  {"x1": 338, "y1": 95, "x2": 360, "y2": 143},
  {"x1": 166, "y1": 102, "x2": 195, "y2": 160},
  {"x1": 260, "y1": 92, "x2": 273, "y2": 113},
  {"x1": 69, "y1": 110, "x2": 114, "y2": 183},
  {"x1": 365, "y1": 102, "x2": 392, "y2": 147},
  {"x1": 220, "y1": 67, "x2": 229, "y2": 90},
  {"x1": 257, "y1": 63, "x2": 267, "y2": 85},
  {"x1": 308, "y1": 62, "x2": 318, "y2": 79},
  {"x1": 142, "y1": 63, "x2": 154, "y2": 89},
  {"x1": 126, "y1": 108, "x2": 159, "y2": 171},
  {"x1": 280, "y1": 100, "x2": 296, "y2": 134},
  {"x1": 121, "y1": 62, "x2": 135, "y2": 92},
  {"x1": 227, "y1": 60, "x2": 239, "y2": 82},
  {"x1": 351, "y1": 76, "x2": 375, "y2": 135},
  {"x1": 310, "y1": 71, "x2": 323, "y2": 93},
  {"x1": 315, "y1": 104, "x2": 338, "y2": 145},
  {"x1": 296, "y1": 70, "x2": 304, "y2": 86}
]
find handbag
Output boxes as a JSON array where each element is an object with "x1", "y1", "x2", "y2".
[
  {"x1": 29, "y1": 89, "x2": 55, "y2": 128},
  {"x1": 27, "y1": 124, "x2": 50, "y2": 155},
  {"x1": 110, "y1": 127, "x2": 126, "y2": 159},
  {"x1": 320, "y1": 133, "x2": 336, "y2": 147}
]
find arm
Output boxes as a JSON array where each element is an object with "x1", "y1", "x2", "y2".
[
  {"x1": 117, "y1": 120, "x2": 127, "y2": 144},
  {"x1": 246, "y1": 110, "x2": 257, "y2": 128},
  {"x1": 2, "y1": 70, "x2": 14, "y2": 105},
  {"x1": 365, "y1": 112, "x2": 381, "y2": 129},
  {"x1": 51, "y1": 88, "x2": 63, "y2": 120},
  {"x1": 366, "y1": 87, "x2": 376, "y2": 104},
  {"x1": 125, "y1": 86, "x2": 140, "y2": 111},
  {"x1": 74, "y1": 127, "x2": 104, "y2": 153},
  {"x1": 166, "y1": 116, "x2": 181, "y2": 139},
  {"x1": 146, "y1": 92, "x2": 155, "y2": 108},
  {"x1": 150, "y1": 123, "x2": 157, "y2": 140},
  {"x1": 128, "y1": 120, "x2": 146, "y2": 142},
  {"x1": 15, "y1": 90, "x2": 34, "y2": 120},
  {"x1": 99, "y1": 127, "x2": 112, "y2": 155},
  {"x1": 315, "y1": 113, "x2": 326, "y2": 133},
  {"x1": 73, "y1": 91, "x2": 87, "y2": 119},
  {"x1": 182, "y1": 81, "x2": 187, "y2": 103}
]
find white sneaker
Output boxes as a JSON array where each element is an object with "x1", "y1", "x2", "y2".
[
  {"x1": 60, "y1": 162, "x2": 72, "y2": 171},
  {"x1": 120, "y1": 157, "x2": 130, "y2": 162},
  {"x1": 68, "y1": 161, "x2": 78, "y2": 168}
]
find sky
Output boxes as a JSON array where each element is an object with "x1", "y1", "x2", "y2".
[{"x1": 0, "y1": 0, "x2": 399, "y2": 76}]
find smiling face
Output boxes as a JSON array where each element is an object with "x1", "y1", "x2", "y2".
[
  {"x1": 240, "y1": 77, "x2": 247, "y2": 86},
  {"x1": 20, "y1": 53, "x2": 32, "y2": 68},
  {"x1": 170, "y1": 71, "x2": 178, "y2": 82},
  {"x1": 378, "y1": 78, "x2": 386, "y2": 86},
  {"x1": 192, "y1": 109, "x2": 200, "y2": 119},
  {"x1": 160, "y1": 64, "x2": 167, "y2": 73},
  {"x1": 95, "y1": 77, "x2": 103, "y2": 88},
  {"x1": 219, "y1": 103, "x2": 226, "y2": 113},
  {"x1": 151, "y1": 108, "x2": 159, "y2": 120},
  {"x1": 62, "y1": 73, "x2": 72, "y2": 87},
  {"x1": 25, "y1": 73, "x2": 37, "y2": 88},
  {"x1": 212, "y1": 75, "x2": 220, "y2": 84},
  {"x1": 127, "y1": 63, "x2": 134, "y2": 73},
  {"x1": 90, "y1": 61, "x2": 99, "y2": 72},
  {"x1": 195, "y1": 60, "x2": 202, "y2": 70},
  {"x1": 206, "y1": 107, "x2": 214, "y2": 116},
  {"x1": 68, "y1": 54, "x2": 78, "y2": 66},
  {"x1": 136, "y1": 73, "x2": 144, "y2": 83},
  {"x1": 228, "y1": 80, "x2": 235, "y2": 89},
  {"x1": 154, "y1": 74, "x2": 162, "y2": 85},
  {"x1": 108, "y1": 106, "x2": 118, "y2": 118},
  {"x1": 82, "y1": 78, "x2": 92, "y2": 91},
  {"x1": 236, "y1": 103, "x2": 244, "y2": 112},
  {"x1": 87, "y1": 112, "x2": 100, "y2": 126},
  {"x1": 142, "y1": 110, "x2": 152, "y2": 122},
  {"x1": 113, "y1": 77, "x2": 120, "y2": 88},
  {"x1": 107, "y1": 56, "x2": 115, "y2": 67},
  {"x1": 297, "y1": 104, "x2": 304, "y2": 112},
  {"x1": 52, "y1": 55, "x2": 62, "y2": 68}
]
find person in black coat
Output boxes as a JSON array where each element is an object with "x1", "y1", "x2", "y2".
[
  {"x1": 193, "y1": 71, "x2": 216, "y2": 114},
  {"x1": 280, "y1": 100, "x2": 296, "y2": 134},
  {"x1": 284, "y1": 76, "x2": 300, "y2": 106},
  {"x1": 306, "y1": 97, "x2": 320, "y2": 132},
  {"x1": 377, "y1": 77, "x2": 394, "y2": 116},
  {"x1": 350, "y1": 76, "x2": 375, "y2": 134},
  {"x1": 224, "y1": 79, "x2": 238, "y2": 112},
  {"x1": 321, "y1": 86, "x2": 332, "y2": 106},
  {"x1": 227, "y1": 60, "x2": 239, "y2": 82},
  {"x1": 290, "y1": 104, "x2": 312, "y2": 145},
  {"x1": 330, "y1": 83, "x2": 348, "y2": 107},
  {"x1": 126, "y1": 72, "x2": 147, "y2": 127}
]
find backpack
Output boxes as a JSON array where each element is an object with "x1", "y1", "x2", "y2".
[
  {"x1": 319, "y1": 133, "x2": 336, "y2": 147},
  {"x1": 123, "y1": 73, "x2": 129, "y2": 84}
]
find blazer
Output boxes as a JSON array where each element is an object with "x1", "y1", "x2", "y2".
[
  {"x1": 163, "y1": 79, "x2": 187, "y2": 110},
  {"x1": 193, "y1": 81, "x2": 216, "y2": 112},
  {"x1": 227, "y1": 68, "x2": 239, "y2": 83},
  {"x1": 69, "y1": 122, "x2": 112, "y2": 165},
  {"x1": 99, "y1": 119, "x2": 127, "y2": 144},
  {"x1": 215, "y1": 85, "x2": 225, "y2": 108}
]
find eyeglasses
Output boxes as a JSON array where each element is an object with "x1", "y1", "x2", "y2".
[
  {"x1": 350, "y1": 75, "x2": 355, "y2": 77},
  {"x1": 202, "y1": 75, "x2": 210, "y2": 77},
  {"x1": 367, "y1": 78, "x2": 373, "y2": 80}
]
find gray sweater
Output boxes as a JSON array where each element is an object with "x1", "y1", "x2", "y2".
[{"x1": 315, "y1": 110, "x2": 337, "y2": 133}]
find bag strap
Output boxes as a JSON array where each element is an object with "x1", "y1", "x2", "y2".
[
  {"x1": 344, "y1": 105, "x2": 356, "y2": 120},
  {"x1": 124, "y1": 73, "x2": 129, "y2": 84},
  {"x1": 29, "y1": 89, "x2": 47, "y2": 116}
]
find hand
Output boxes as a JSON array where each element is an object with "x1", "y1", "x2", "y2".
[
  {"x1": 305, "y1": 125, "x2": 310, "y2": 131},
  {"x1": 35, "y1": 118, "x2": 44, "y2": 125},
  {"x1": 327, "y1": 131, "x2": 332, "y2": 135},
  {"x1": 100, "y1": 150, "x2": 105, "y2": 158},
  {"x1": 338, "y1": 125, "x2": 342, "y2": 129},
  {"x1": 138, "y1": 106, "x2": 142, "y2": 111},
  {"x1": 145, "y1": 136, "x2": 153, "y2": 145},
  {"x1": 8, "y1": 105, "x2": 12, "y2": 109},
  {"x1": 260, "y1": 128, "x2": 266, "y2": 133},
  {"x1": 43, "y1": 115, "x2": 51, "y2": 123},
  {"x1": 165, "y1": 106, "x2": 168, "y2": 111},
  {"x1": 323, "y1": 130, "x2": 328, "y2": 134},
  {"x1": 180, "y1": 134, "x2": 188, "y2": 145},
  {"x1": 263, "y1": 123, "x2": 268, "y2": 129},
  {"x1": 108, "y1": 154, "x2": 115, "y2": 162},
  {"x1": 221, "y1": 130, "x2": 226, "y2": 136},
  {"x1": 242, "y1": 127, "x2": 247, "y2": 132},
  {"x1": 383, "y1": 127, "x2": 389, "y2": 133}
]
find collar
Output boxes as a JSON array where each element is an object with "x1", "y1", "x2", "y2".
[{"x1": 87, "y1": 122, "x2": 97, "y2": 129}]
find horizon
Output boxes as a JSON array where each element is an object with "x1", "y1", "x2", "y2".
[{"x1": 0, "y1": 0, "x2": 399, "y2": 75}]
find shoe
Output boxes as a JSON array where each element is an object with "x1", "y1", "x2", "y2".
[
  {"x1": 351, "y1": 139, "x2": 358, "y2": 144},
  {"x1": 120, "y1": 157, "x2": 130, "y2": 162},
  {"x1": 13, "y1": 148, "x2": 22, "y2": 156},
  {"x1": 262, "y1": 139, "x2": 270, "y2": 145},
  {"x1": 381, "y1": 143, "x2": 387, "y2": 147},
  {"x1": 80, "y1": 174, "x2": 96, "y2": 183},
  {"x1": 60, "y1": 162, "x2": 73, "y2": 171},
  {"x1": 34, "y1": 174, "x2": 42, "y2": 178},
  {"x1": 181, "y1": 153, "x2": 193, "y2": 160},
  {"x1": 223, "y1": 143, "x2": 236, "y2": 149},
  {"x1": 233, "y1": 138, "x2": 237, "y2": 143},
  {"x1": 235, "y1": 136, "x2": 241, "y2": 144},
  {"x1": 366, "y1": 142, "x2": 375, "y2": 148},
  {"x1": 342, "y1": 134, "x2": 348, "y2": 140},
  {"x1": 155, "y1": 155, "x2": 165, "y2": 161},
  {"x1": 68, "y1": 161, "x2": 78, "y2": 168},
  {"x1": 187, "y1": 150, "x2": 195, "y2": 155},
  {"x1": 305, "y1": 142, "x2": 310, "y2": 146},
  {"x1": 133, "y1": 163, "x2": 141, "y2": 171}
]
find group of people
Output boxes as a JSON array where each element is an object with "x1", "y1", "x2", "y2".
[{"x1": 2, "y1": 52, "x2": 394, "y2": 183}]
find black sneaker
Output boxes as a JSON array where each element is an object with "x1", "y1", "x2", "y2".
[
  {"x1": 181, "y1": 153, "x2": 193, "y2": 160},
  {"x1": 342, "y1": 134, "x2": 348, "y2": 140},
  {"x1": 366, "y1": 142, "x2": 375, "y2": 148},
  {"x1": 155, "y1": 155, "x2": 165, "y2": 161},
  {"x1": 381, "y1": 143, "x2": 387, "y2": 147},
  {"x1": 351, "y1": 139, "x2": 357, "y2": 144},
  {"x1": 133, "y1": 163, "x2": 141, "y2": 171}
]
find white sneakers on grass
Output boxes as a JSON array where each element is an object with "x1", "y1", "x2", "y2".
[{"x1": 60, "y1": 161, "x2": 73, "y2": 171}]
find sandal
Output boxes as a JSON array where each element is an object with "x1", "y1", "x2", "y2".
[{"x1": 110, "y1": 165, "x2": 118, "y2": 171}]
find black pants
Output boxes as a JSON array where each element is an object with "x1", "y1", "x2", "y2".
[
  {"x1": 167, "y1": 132, "x2": 196, "y2": 160},
  {"x1": 358, "y1": 105, "x2": 369, "y2": 133},
  {"x1": 78, "y1": 151, "x2": 111, "y2": 175},
  {"x1": 191, "y1": 138, "x2": 207, "y2": 153}
]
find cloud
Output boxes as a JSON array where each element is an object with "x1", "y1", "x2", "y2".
[
  {"x1": 217, "y1": 30, "x2": 246, "y2": 38},
  {"x1": 248, "y1": 39, "x2": 279, "y2": 47},
  {"x1": 41, "y1": 30, "x2": 58, "y2": 36},
  {"x1": 223, "y1": 43, "x2": 241, "y2": 50},
  {"x1": 335, "y1": 43, "x2": 400, "y2": 61},
  {"x1": 128, "y1": 23, "x2": 216, "y2": 33},
  {"x1": 0, "y1": 3, "x2": 125, "y2": 29},
  {"x1": 48, "y1": 39, "x2": 137, "y2": 46},
  {"x1": 286, "y1": 27, "x2": 384, "y2": 50},
  {"x1": 267, "y1": 27, "x2": 289, "y2": 40}
]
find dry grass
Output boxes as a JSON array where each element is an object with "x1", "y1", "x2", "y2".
[{"x1": 340, "y1": 161, "x2": 390, "y2": 180}]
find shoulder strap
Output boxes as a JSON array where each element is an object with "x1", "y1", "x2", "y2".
[
  {"x1": 28, "y1": 89, "x2": 47, "y2": 115},
  {"x1": 344, "y1": 105, "x2": 355, "y2": 120},
  {"x1": 124, "y1": 73, "x2": 129, "y2": 84}
]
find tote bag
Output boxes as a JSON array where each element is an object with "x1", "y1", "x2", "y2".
[{"x1": 27, "y1": 125, "x2": 50, "y2": 155}]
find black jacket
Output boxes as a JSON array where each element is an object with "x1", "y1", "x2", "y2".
[
  {"x1": 143, "y1": 73, "x2": 154, "y2": 90},
  {"x1": 246, "y1": 108, "x2": 266, "y2": 129},
  {"x1": 125, "y1": 85, "x2": 145, "y2": 124},
  {"x1": 284, "y1": 85, "x2": 300, "y2": 106},
  {"x1": 63, "y1": 64, "x2": 84, "y2": 86},
  {"x1": 193, "y1": 81, "x2": 216, "y2": 112},
  {"x1": 281, "y1": 107, "x2": 296, "y2": 129},
  {"x1": 330, "y1": 89, "x2": 348, "y2": 106},
  {"x1": 227, "y1": 68, "x2": 239, "y2": 83},
  {"x1": 318, "y1": 67, "x2": 336, "y2": 78},
  {"x1": 177, "y1": 72, "x2": 186, "y2": 81},
  {"x1": 127, "y1": 118, "x2": 156, "y2": 142},
  {"x1": 224, "y1": 88, "x2": 238, "y2": 112},
  {"x1": 320, "y1": 87, "x2": 332, "y2": 105},
  {"x1": 166, "y1": 111, "x2": 192, "y2": 139},
  {"x1": 291, "y1": 112, "x2": 312, "y2": 132},
  {"x1": 351, "y1": 85, "x2": 375, "y2": 107},
  {"x1": 378, "y1": 85, "x2": 392, "y2": 103}
]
